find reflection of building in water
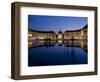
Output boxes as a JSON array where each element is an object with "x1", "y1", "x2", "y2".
[
  {"x1": 58, "y1": 40, "x2": 63, "y2": 46},
  {"x1": 28, "y1": 25, "x2": 87, "y2": 41},
  {"x1": 28, "y1": 40, "x2": 57, "y2": 48},
  {"x1": 28, "y1": 40, "x2": 87, "y2": 52},
  {"x1": 64, "y1": 40, "x2": 87, "y2": 49}
]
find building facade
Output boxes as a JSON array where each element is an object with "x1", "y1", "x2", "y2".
[
  {"x1": 28, "y1": 25, "x2": 87, "y2": 41},
  {"x1": 64, "y1": 25, "x2": 87, "y2": 40},
  {"x1": 28, "y1": 29, "x2": 56, "y2": 40}
]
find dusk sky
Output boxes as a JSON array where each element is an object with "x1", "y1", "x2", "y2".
[{"x1": 28, "y1": 15, "x2": 87, "y2": 33}]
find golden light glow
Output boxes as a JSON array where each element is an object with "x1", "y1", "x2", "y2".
[
  {"x1": 28, "y1": 34, "x2": 32, "y2": 37},
  {"x1": 58, "y1": 34, "x2": 63, "y2": 40},
  {"x1": 58, "y1": 40, "x2": 62, "y2": 43}
]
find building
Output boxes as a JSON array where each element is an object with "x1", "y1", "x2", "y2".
[
  {"x1": 80, "y1": 25, "x2": 87, "y2": 40},
  {"x1": 58, "y1": 31, "x2": 63, "y2": 40},
  {"x1": 28, "y1": 32, "x2": 32, "y2": 37},
  {"x1": 28, "y1": 28, "x2": 56, "y2": 40},
  {"x1": 28, "y1": 25, "x2": 87, "y2": 41},
  {"x1": 64, "y1": 25, "x2": 87, "y2": 40}
]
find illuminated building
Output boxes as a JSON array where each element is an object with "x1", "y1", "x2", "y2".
[
  {"x1": 28, "y1": 25, "x2": 87, "y2": 41},
  {"x1": 64, "y1": 25, "x2": 87, "y2": 40},
  {"x1": 58, "y1": 31, "x2": 63, "y2": 40},
  {"x1": 28, "y1": 28, "x2": 56, "y2": 40}
]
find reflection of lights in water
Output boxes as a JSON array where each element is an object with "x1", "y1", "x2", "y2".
[
  {"x1": 58, "y1": 40, "x2": 62, "y2": 43},
  {"x1": 28, "y1": 39, "x2": 87, "y2": 49},
  {"x1": 58, "y1": 40, "x2": 63, "y2": 46},
  {"x1": 28, "y1": 42, "x2": 33, "y2": 48},
  {"x1": 81, "y1": 42, "x2": 83, "y2": 47}
]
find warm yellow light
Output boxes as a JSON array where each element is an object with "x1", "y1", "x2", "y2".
[
  {"x1": 58, "y1": 34, "x2": 63, "y2": 39},
  {"x1": 28, "y1": 34, "x2": 32, "y2": 37},
  {"x1": 58, "y1": 40, "x2": 62, "y2": 43}
]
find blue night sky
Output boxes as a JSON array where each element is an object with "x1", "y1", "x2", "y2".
[{"x1": 28, "y1": 15, "x2": 88, "y2": 33}]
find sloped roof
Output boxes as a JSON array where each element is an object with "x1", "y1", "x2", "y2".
[
  {"x1": 28, "y1": 28, "x2": 55, "y2": 33},
  {"x1": 65, "y1": 24, "x2": 87, "y2": 32}
]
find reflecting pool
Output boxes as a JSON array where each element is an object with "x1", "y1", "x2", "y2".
[{"x1": 28, "y1": 40, "x2": 88, "y2": 66}]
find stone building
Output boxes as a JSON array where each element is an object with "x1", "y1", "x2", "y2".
[
  {"x1": 64, "y1": 25, "x2": 87, "y2": 40},
  {"x1": 58, "y1": 31, "x2": 63, "y2": 40},
  {"x1": 28, "y1": 25, "x2": 87, "y2": 41},
  {"x1": 28, "y1": 28, "x2": 56, "y2": 40}
]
